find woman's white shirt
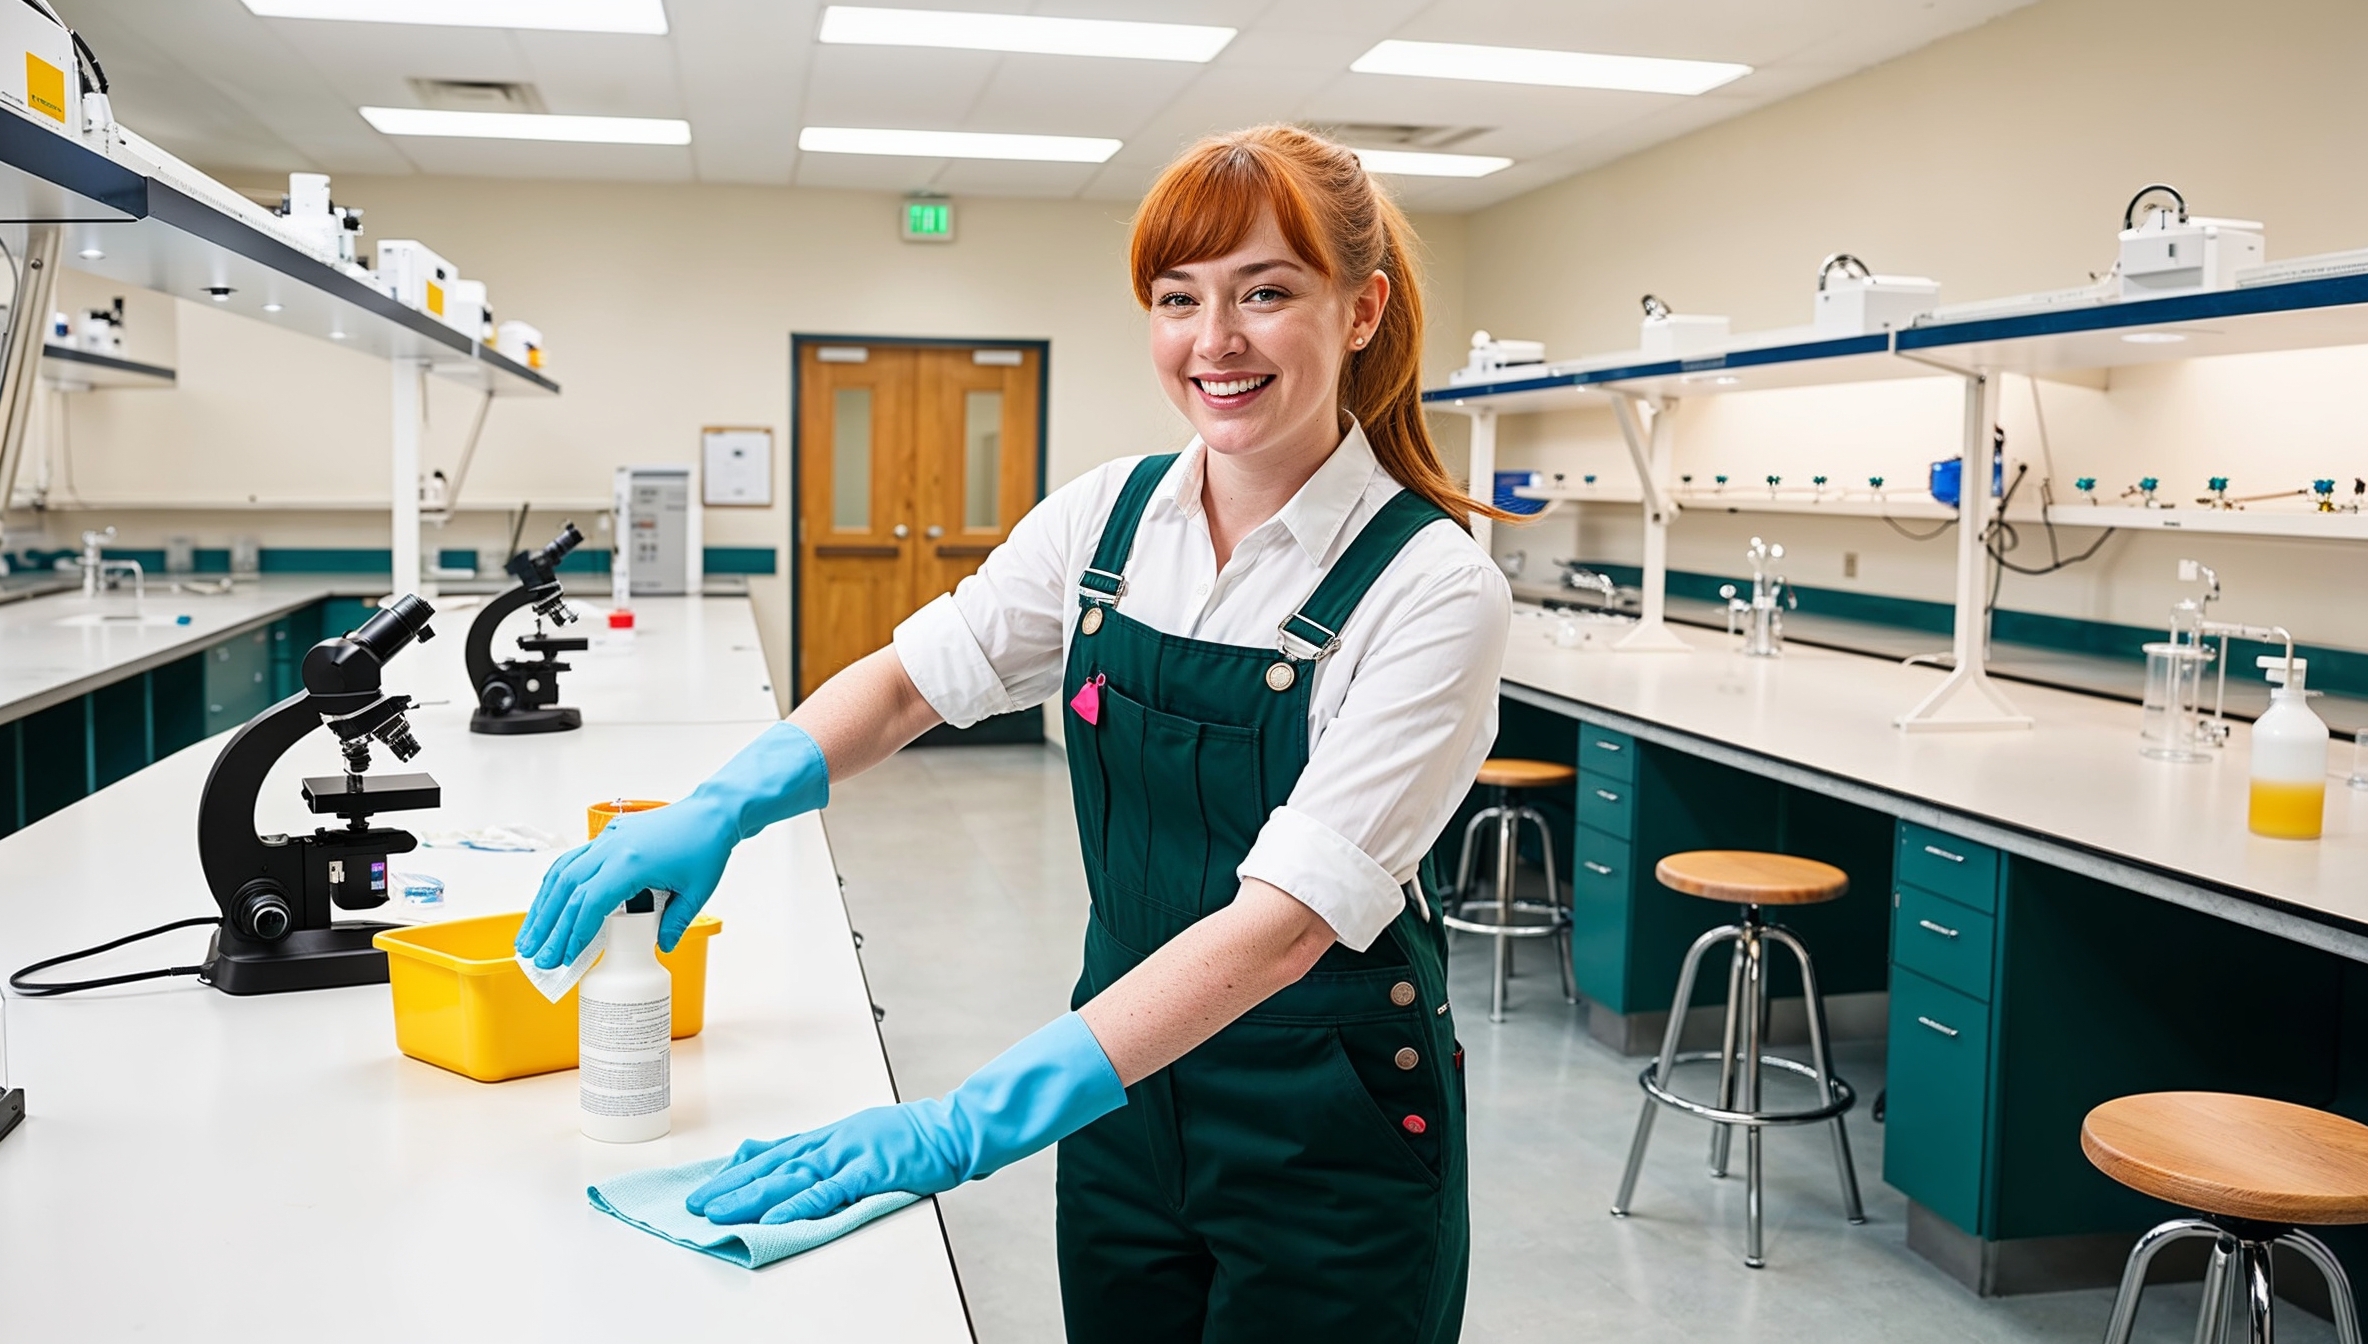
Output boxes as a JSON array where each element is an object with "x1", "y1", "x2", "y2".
[{"x1": 893, "y1": 426, "x2": 1512, "y2": 952}]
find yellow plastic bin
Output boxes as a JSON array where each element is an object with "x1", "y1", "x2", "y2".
[{"x1": 374, "y1": 910, "x2": 722, "y2": 1083}]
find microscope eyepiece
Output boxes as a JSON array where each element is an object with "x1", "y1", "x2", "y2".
[
  {"x1": 351, "y1": 595, "x2": 437, "y2": 662},
  {"x1": 532, "y1": 522, "x2": 585, "y2": 570}
]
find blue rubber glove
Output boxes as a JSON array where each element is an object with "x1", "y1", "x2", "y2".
[
  {"x1": 515, "y1": 721, "x2": 829, "y2": 967},
  {"x1": 688, "y1": 1012, "x2": 1126, "y2": 1225}
]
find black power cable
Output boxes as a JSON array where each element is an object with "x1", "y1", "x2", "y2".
[{"x1": 9, "y1": 915, "x2": 219, "y2": 996}]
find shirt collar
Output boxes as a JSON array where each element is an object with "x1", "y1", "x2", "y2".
[{"x1": 1151, "y1": 420, "x2": 1382, "y2": 564}]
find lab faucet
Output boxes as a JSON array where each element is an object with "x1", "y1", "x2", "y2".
[
  {"x1": 1720, "y1": 537, "x2": 1796, "y2": 657},
  {"x1": 79, "y1": 528, "x2": 144, "y2": 606},
  {"x1": 1553, "y1": 560, "x2": 1620, "y2": 606}
]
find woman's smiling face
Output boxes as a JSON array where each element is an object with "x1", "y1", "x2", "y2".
[{"x1": 1147, "y1": 207, "x2": 1383, "y2": 467}]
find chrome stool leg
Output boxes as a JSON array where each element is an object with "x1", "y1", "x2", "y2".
[
  {"x1": 1766, "y1": 924, "x2": 1865, "y2": 1224},
  {"x1": 1612, "y1": 923, "x2": 1736, "y2": 1218},
  {"x1": 2196, "y1": 1233, "x2": 2237, "y2": 1344},
  {"x1": 1739, "y1": 914, "x2": 1766, "y2": 1267},
  {"x1": 2238, "y1": 1238, "x2": 2274, "y2": 1344},
  {"x1": 2101, "y1": 1218, "x2": 2227, "y2": 1344},
  {"x1": 1491, "y1": 798, "x2": 1516, "y2": 1020},
  {"x1": 1708, "y1": 943, "x2": 1745, "y2": 1178},
  {"x1": 2278, "y1": 1230, "x2": 2364, "y2": 1344},
  {"x1": 1518, "y1": 806, "x2": 1576, "y2": 1005},
  {"x1": 1449, "y1": 807, "x2": 1492, "y2": 914}
]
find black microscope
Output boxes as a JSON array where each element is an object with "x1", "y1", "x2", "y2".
[
  {"x1": 467, "y1": 521, "x2": 588, "y2": 735},
  {"x1": 196, "y1": 596, "x2": 440, "y2": 995}
]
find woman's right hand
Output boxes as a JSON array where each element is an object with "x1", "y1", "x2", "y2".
[
  {"x1": 516, "y1": 797, "x2": 740, "y2": 966},
  {"x1": 513, "y1": 720, "x2": 833, "y2": 966}
]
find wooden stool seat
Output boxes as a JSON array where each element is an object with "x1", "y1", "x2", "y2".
[
  {"x1": 1475, "y1": 758, "x2": 1576, "y2": 790},
  {"x1": 2083, "y1": 1092, "x2": 2368, "y2": 1226},
  {"x1": 1654, "y1": 850, "x2": 1849, "y2": 907}
]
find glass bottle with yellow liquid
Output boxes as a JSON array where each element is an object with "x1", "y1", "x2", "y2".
[{"x1": 2248, "y1": 655, "x2": 2328, "y2": 840}]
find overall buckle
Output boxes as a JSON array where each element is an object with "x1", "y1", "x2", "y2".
[
  {"x1": 1276, "y1": 612, "x2": 1341, "y2": 662},
  {"x1": 1077, "y1": 567, "x2": 1128, "y2": 606}
]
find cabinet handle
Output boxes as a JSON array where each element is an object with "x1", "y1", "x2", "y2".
[
  {"x1": 1583, "y1": 861, "x2": 1613, "y2": 876},
  {"x1": 1917, "y1": 1015, "x2": 1960, "y2": 1038},
  {"x1": 1922, "y1": 843, "x2": 1966, "y2": 864},
  {"x1": 1594, "y1": 788, "x2": 1621, "y2": 803},
  {"x1": 1593, "y1": 740, "x2": 1622, "y2": 752},
  {"x1": 1916, "y1": 918, "x2": 1960, "y2": 939}
]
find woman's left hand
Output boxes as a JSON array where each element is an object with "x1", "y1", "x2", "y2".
[{"x1": 689, "y1": 1103, "x2": 964, "y2": 1224}]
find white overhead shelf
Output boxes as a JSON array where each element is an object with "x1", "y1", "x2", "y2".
[
  {"x1": 2041, "y1": 505, "x2": 2368, "y2": 540},
  {"x1": 0, "y1": 120, "x2": 554, "y2": 397},
  {"x1": 1512, "y1": 482, "x2": 1644, "y2": 504},
  {"x1": 39, "y1": 343, "x2": 173, "y2": 389},
  {"x1": 1897, "y1": 272, "x2": 2368, "y2": 377},
  {"x1": 1671, "y1": 492, "x2": 1957, "y2": 520}
]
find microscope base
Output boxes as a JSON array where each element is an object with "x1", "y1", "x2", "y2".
[
  {"x1": 470, "y1": 705, "x2": 582, "y2": 735},
  {"x1": 0, "y1": 1087, "x2": 22, "y2": 1144},
  {"x1": 202, "y1": 922, "x2": 399, "y2": 996}
]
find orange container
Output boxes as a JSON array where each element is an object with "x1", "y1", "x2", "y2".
[
  {"x1": 373, "y1": 910, "x2": 721, "y2": 1083},
  {"x1": 588, "y1": 798, "x2": 669, "y2": 839}
]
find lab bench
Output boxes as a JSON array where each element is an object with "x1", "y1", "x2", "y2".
[
  {"x1": 0, "y1": 580, "x2": 779, "y2": 836},
  {"x1": 1478, "y1": 617, "x2": 2368, "y2": 1300},
  {"x1": 0, "y1": 594, "x2": 970, "y2": 1341}
]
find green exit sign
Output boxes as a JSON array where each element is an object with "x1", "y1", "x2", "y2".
[{"x1": 902, "y1": 199, "x2": 954, "y2": 243}]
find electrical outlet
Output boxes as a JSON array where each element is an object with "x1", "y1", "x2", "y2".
[{"x1": 1843, "y1": 551, "x2": 1859, "y2": 579}]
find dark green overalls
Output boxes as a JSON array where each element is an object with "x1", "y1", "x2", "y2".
[{"x1": 1054, "y1": 453, "x2": 1470, "y2": 1344}]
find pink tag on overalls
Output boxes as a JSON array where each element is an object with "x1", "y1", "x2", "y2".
[{"x1": 1070, "y1": 673, "x2": 1106, "y2": 726}]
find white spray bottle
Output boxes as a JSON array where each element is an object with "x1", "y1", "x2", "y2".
[
  {"x1": 579, "y1": 891, "x2": 672, "y2": 1142},
  {"x1": 2248, "y1": 655, "x2": 2328, "y2": 841}
]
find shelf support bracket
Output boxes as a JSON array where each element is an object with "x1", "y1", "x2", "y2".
[
  {"x1": 1466, "y1": 406, "x2": 1497, "y2": 556},
  {"x1": 392, "y1": 357, "x2": 427, "y2": 600},
  {"x1": 1896, "y1": 371, "x2": 2031, "y2": 731},
  {"x1": 1611, "y1": 392, "x2": 1691, "y2": 653}
]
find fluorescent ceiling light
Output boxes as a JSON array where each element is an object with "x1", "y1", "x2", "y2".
[
  {"x1": 242, "y1": 0, "x2": 668, "y2": 34},
  {"x1": 2122, "y1": 331, "x2": 2188, "y2": 344},
  {"x1": 1351, "y1": 39, "x2": 1749, "y2": 96},
  {"x1": 819, "y1": 6, "x2": 1232, "y2": 61},
  {"x1": 798, "y1": 126, "x2": 1119, "y2": 163},
  {"x1": 1351, "y1": 148, "x2": 1511, "y2": 178},
  {"x1": 361, "y1": 107, "x2": 691, "y2": 145}
]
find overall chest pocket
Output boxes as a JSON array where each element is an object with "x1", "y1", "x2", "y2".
[{"x1": 1085, "y1": 680, "x2": 1268, "y2": 948}]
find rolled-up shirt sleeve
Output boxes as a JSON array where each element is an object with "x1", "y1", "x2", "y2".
[
  {"x1": 892, "y1": 463, "x2": 1112, "y2": 728},
  {"x1": 1236, "y1": 555, "x2": 1513, "y2": 950}
]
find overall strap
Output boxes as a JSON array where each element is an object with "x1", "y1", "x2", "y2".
[
  {"x1": 1079, "y1": 453, "x2": 1178, "y2": 605},
  {"x1": 1278, "y1": 489, "x2": 1452, "y2": 659}
]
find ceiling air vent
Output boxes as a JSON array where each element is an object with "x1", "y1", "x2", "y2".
[
  {"x1": 407, "y1": 79, "x2": 548, "y2": 114},
  {"x1": 1314, "y1": 123, "x2": 1489, "y2": 151}
]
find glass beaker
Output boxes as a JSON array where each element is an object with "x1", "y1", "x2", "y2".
[
  {"x1": 2141, "y1": 642, "x2": 2215, "y2": 762},
  {"x1": 2351, "y1": 728, "x2": 2368, "y2": 791}
]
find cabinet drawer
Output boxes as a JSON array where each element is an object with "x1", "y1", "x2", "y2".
[
  {"x1": 1896, "y1": 822, "x2": 1998, "y2": 913},
  {"x1": 1569, "y1": 833, "x2": 1632, "y2": 1008},
  {"x1": 1884, "y1": 967, "x2": 1993, "y2": 1233},
  {"x1": 1577, "y1": 723, "x2": 1636, "y2": 783},
  {"x1": 1576, "y1": 771, "x2": 1635, "y2": 842},
  {"x1": 1893, "y1": 885, "x2": 1996, "y2": 1002}
]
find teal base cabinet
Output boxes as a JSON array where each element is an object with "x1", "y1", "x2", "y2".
[
  {"x1": 1885, "y1": 818, "x2": 2357, "y2": 1316},
  {"x1": 0, "y1": 600, "x2": 360, "y2": 838},
  {"x1": 1459, "y1": 698, "x2": 1893, "y2": 1053}
]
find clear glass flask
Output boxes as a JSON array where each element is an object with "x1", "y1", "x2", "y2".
[{"x1": 2140, "y1": 642, "x2": 2215, "y2": 762}]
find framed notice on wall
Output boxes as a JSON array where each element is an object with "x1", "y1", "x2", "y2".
[{"x1": 701, "y1": 426, "x2": 773, "y2": 506}]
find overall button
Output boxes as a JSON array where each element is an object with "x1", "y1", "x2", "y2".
[
  {"x1": 1080, "y1": 606, "x2": 1104, "y2": 635},
  {"x1": 1394, "y1": 1047, "x2": 1420, "y2": 1071},
  {"x1": 1265, "y1": 662, "x2": 1297, "y2": 692},
  {"x1": 1389, "y1": 981, "x2": 1417, "y2": 1007}
]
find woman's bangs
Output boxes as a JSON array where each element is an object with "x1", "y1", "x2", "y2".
[{"x1": 1129, "y1": 144, "x2": 1329, "y2": 305}]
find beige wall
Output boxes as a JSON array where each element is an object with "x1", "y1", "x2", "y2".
[
  {"x1": 24, "y1": 171, "x2": 1469, "y2": 701},
  {"x1": 1462, "y1": 0, "x2": 2368, "y2": 650}
]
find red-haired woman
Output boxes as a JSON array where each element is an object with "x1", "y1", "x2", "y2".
[{"x1": 519, "y1": 124, "x2": 1512, "y2": 1340}]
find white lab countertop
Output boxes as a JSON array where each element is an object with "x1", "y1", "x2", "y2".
[
  {"x1": 0, "y1": 575, "x2": 332, "y2": 724},
  {"x1": 0, "y1": 615, "x2": 967, "y2": 1340},
  {"x1": 1499, "y1": 612, "x2": 2368, "y2": 960}
]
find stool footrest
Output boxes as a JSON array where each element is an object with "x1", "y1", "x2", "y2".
[
  {"x1": 1638, "y1": 1052, "x2": 1856, "y2": 1127},
  {"x1": 1442, "y1": 900, "x2": 1569, "y2": 938}
]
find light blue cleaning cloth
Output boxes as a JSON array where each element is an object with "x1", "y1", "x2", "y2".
[{"x1": 588, "y1": 1155, "x2": 921, "y2": 1269}]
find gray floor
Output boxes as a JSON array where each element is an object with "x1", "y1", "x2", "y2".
[{"x1": 827, "y1": 744, "x2": 2328, "y2": 1343}]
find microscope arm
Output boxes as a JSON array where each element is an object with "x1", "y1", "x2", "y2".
[
  {"x1": 194, "y1": 690, "x2": 329, "y2": 915},
  {"x1": 463, "y1": 581, "x2": 539, "y2": 695}
]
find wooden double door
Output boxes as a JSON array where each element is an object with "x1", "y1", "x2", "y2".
[{"x1": 796, "y1": 341, "x2": 1043, "y2": 699}]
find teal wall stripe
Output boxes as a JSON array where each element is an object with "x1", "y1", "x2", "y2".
[{"x1": 703, "y1": 546, "x2": 777, "y2": 575}]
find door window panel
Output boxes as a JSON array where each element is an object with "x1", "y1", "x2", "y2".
[
  {"x1": 962, "y1": 389, "x2": 1002, "y2": 530},
  {"x1": 831, "y1": 386, "x2": 873, "y2": 531}
]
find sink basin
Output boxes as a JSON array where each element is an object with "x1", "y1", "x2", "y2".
[{"x1": 52, "y1": 612, "x2": 194, "y2": 628}]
